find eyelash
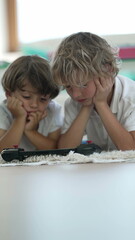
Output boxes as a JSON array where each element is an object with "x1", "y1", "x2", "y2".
[
  {"x1": 82, "y1": 84, "x2": 87, "y2": 88},
  {"x1": 40, "y1": 98, "x2": 47, "y2": 102},
  {"x1": 23, "y1": 96, "x2": 30, "y2": 99},
  {"x1": 22, "y1": 95, "x2": 49, "y2": 102},
  {"x1": 65, "y1": 84, "x2": 87, "y2": 90}
]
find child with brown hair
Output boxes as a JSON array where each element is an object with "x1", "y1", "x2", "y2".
[
  {"x1": 0, "y1": 55, "x2": 63, "y2": 151},
  {"x1": 51, "y1": 32, "x2": 135, "y2": 151}
]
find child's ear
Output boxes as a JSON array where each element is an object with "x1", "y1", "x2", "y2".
[
  {"x1": 105, "y1": 63, "x2": 113, "y2": 72},
  {"x1": 5, "y1": 91, "x2": 11, "y2": 97}
]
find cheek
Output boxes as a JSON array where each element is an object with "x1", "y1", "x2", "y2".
[
  {"x1": 11, "y1": 92, "x2": 26, "y2": 107},
  {"x1": 18, "y1": 97, "x2": 28, "y2": 110},
  {"x1": 83, "y1": 87, "x2": 96, "y2": 98},
  {"x1": 83, "y1": 84, "x2": 96, "y2": 97},
  {"x1": 39, "y1": 102, "x2": 49, "y2": 112},
  {"x1": 21, "y1": 100, "x2": 28, "y2": 108}
]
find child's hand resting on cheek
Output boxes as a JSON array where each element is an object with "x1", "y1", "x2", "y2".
[
  {"x1": 7, "y1": 96, "x2": 27, "y2": 119},
  {"x1": 93, "y1": 77, "x2": 114, "y2": 105}
]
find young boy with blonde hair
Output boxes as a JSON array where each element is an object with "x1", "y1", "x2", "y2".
[
  {"x1": 0, "y1": 55, "x2": 63, "y2": 151},
  {"x1": 51, "y1": 32, "x2": 135, "y2": 150}
]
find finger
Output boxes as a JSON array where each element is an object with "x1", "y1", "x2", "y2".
[
  {"x1": 30, "y1": 112, "x2": 41, "y2": 122},
  {"x1": 94, "y1": 78, "x2": 104, "y2": 90},
  {"x1": 28, "y1": 112, "x2": 36, "y2": 119},
  {"x1": 99, "y1": 77, "x2": 108, "y2": 87},
  {"x1": 37, "y1": 111, "x2": 44, "y2": 121},
  {"x1": 42, "y1": 110, "x2": 47, "y2": 119},
  {"x1": 9, "y1": 96, "x2": 22, "y2": 107},
  {"x1": 109, "y1": 77, "x2": 114, "y2": 86}
]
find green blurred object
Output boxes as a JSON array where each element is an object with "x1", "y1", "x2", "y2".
[
  {"x1": 21, "y1": 46, "x2": 49, "y2": 60},
  {"x1": 0, "y1": 61, "x2": 10, "y2": 69},
  {"x1": 120, "y1": 71, "x2": 135, "y2": 81}
]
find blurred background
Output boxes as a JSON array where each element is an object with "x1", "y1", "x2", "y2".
[{"x1": 0, "y1": 0, "x2": 135, "y2": 103}]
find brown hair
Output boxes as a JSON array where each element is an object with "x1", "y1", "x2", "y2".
[
  {"x1": 51, "y1": 32, "x2": 121, "y2": 86},
  {"x1": 2, "y1": 55, "x2": 59, "y2": 98}
]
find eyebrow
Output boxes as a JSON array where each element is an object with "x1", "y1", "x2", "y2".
[
  {"x1": 20, "y1": 88, "x2": 38, "y2": 94},
  {"x1": 20, "y1": 88, "x2": 51, "y2": 98}
]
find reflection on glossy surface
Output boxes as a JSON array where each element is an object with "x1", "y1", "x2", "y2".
[{"x1": 0, "y1": 163, "x2": 135, "y2": 240}]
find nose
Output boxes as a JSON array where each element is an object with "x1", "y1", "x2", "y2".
[
  {"x1": 30, "y1": 98, "x2": 38, "y2": 108},
  {"x1": 71, "y1": 87, "x2": 82, "y2": 99}
]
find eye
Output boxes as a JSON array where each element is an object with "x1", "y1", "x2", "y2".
[
  {"x1": 40, "y1": 97, "x2": 49, "y2": 102},
  {"x1": 22, "y1": 95, "x2": 30, "y2": 99},
  {"x1": 82, "y1": 83, "x2": 88, "y2": 88}
]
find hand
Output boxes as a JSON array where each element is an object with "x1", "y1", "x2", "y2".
[
  {"x1": 93, "y1": 77, "x2": 114, "y2": 105},
  {"x1": 81, "y1": 104, "x2": 94, "y2": 112},
  {"x1": 7, "y1": 96, "x2": 27, "y2": 119},
  {"x1": 25, "y1": 110, "x2": 47, "y2": 131}
]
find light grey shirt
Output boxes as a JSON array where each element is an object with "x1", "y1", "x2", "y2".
[
  {"x1": 0, "y1": 100, "x2": 63, "y2": 150},
  {"x1": 62, "y1": 75, "x2": 135, "y2": 150}
]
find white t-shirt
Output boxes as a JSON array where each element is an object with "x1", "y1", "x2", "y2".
[
  {"x1": 62, "y1": 75, "x2": 135, "y2": 150},
  {"x1": 0, "y1": 100, "x2": 63, "y2": 150}
]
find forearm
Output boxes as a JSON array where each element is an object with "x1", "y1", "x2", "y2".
[
  {"x1": 58, "y1": 106, "x2": 92, "y2": 149},
  {"x1": 24, "y1": 130, "x2": 58, "y2": 150},
  {"x1": 0, "y1": 118, "x2": 25, "y2": 151},
  {"x1": 96, "y1": 103, "x2": 135, "y2": 150}
]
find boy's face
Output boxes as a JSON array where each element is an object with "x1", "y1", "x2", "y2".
[
  {"x1": 10, "y1": 81, "x2": 50, "y2": 115},
  {"x1": 65, "y1": 79, "x2": 96, "y2": 106}
]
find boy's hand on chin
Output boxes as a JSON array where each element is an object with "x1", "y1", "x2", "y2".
[
  {"x1": 41, "y1": 109, "x2": 47, "y2": 119},
  {"x1": 7, "y1": 96, "x2": 27, "y2": 119},
  {"x1": 25, "y1": 111, "x2": 47, "y2": 131}
]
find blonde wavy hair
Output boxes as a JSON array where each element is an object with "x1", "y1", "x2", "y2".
[{"x1": 51, "y1": 32, "x2": 121, "y2": 86}]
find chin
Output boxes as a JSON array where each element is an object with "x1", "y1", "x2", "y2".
[
  {"x1": 82, "y1": 103, "x2": 91, "y2": 106},
  {"x1": 82, "y1": 100, "x2": 93, "y2": 106}
]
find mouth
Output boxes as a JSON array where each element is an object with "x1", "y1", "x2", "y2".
[
  {"x1": 27, "y1": 111, "x2": 36, "y2": 115},
  {"x1": 77, "y1": 99, "x2": 87, "y2": 103},
  {"x1": 26, "y1": 111, "x2": 34, "y2": 118},
  {"x1": 26, "y1": 112, "x2": 30, "y2": 120},
  {"x1": 27, "y1": 112, "x2": 31, "y2": 116}
]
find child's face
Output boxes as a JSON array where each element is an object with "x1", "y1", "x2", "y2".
[
  {"x1": 65, "y1": 79, "x2": 96, "y2": 106},
  {"x1": 10, "y1": 81, "x2": 50, "y2": 115}
]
